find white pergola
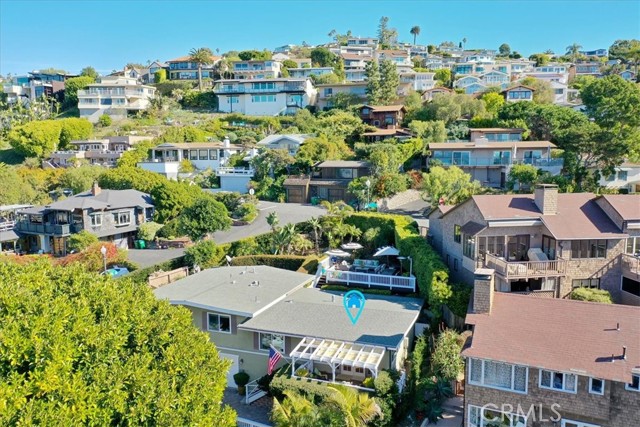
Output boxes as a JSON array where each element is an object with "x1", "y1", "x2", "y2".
[{"x1": 290, "y1": 337, "x2": 386, "y2": 384}]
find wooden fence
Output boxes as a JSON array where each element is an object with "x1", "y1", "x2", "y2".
[{"x1": 148, "y1": 266, "x2": 189, "y2": 288}]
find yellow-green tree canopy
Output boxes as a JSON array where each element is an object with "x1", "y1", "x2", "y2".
[{"x1": 0, "y1": 261, "x2": 236, "y2": 426}]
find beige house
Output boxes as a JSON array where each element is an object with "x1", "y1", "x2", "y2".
[
  {"x1": 463, "y1": 275, "x2": 640, "y2": 427},
  {"x1": 153, "y1": 266, "x2": 422, "y2": 393},
  {"x1": 428, "y1": 185, "x2": 640, "y2": 305},
  {"x1": 78, "y1": 76, "x2": 156, "y2": 123}
]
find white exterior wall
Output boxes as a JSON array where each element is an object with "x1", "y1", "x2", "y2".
[
  {"x1": 215, "y1": 79, "x2": 316, "y2": 116},
  {"x1": 599, "y1": 166, "x2": 640, "y2": 193},
  {"x1": 78, "y1": 76, "x2": 155, "y2": 123}
]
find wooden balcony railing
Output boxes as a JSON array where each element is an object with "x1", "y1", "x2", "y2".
[
  {"x1": 485, "y1": 254, "x2": 567, "y2": 279},
  {"x1": 622, "y1": 253, "x2": 640, "y2": 279}
]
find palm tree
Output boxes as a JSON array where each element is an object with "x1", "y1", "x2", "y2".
[
  {"x1": 462, "y1": 37, "x2": 467, "y2": 49},
  {"x1": 266, "y1": 211, "x2": 279, "y2": 232},
  {"x1": 188, "y1": 47, "x2": 214, "y2": 91},
  {"x1": 308, "y1": 217, "x2": 322, "y2": 253},
  {"x1": 325, "y1": 385, "x2": 382, "y2": 427},
  {"x1": 566, "y1": 43, "x2": 583, "y2": 63},
  {"x1": 410, "y1": 26, "x2": 421, "y2": 46},
  {"x1": 272, "y1": 390, "x2": 322, "y2": 427}
]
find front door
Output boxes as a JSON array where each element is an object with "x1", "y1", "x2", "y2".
[{"x1": 218, "y1": 353, "x2": 239, "y2": 387}]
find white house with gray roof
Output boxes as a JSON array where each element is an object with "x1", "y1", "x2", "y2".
[
  {"x1": 153, "y1": 265, "x2": 423, "y2": 391},
  {"x1": 256, "y1": 134, "x2": 312, "y2": 156}
]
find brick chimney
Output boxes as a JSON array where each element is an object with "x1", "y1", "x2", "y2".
[
  {"x1": 91, "y1": 181, "x2": 101, "y2": 196},
  {"x1": 473, "y1": 268, "x2": 495, "y2": 314},
  {"x1": 534, "y1": 184, "x2": 558, "y2": 215}
]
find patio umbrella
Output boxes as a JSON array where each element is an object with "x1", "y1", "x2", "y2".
[
  {"x1": 373, "y1": 246, "x2": 401, "y2": 265},
  {"x1": 325, "y1": 249, "x2": 352, "y2": 258},
  {"x1": 341, "y1": 242, "x2": 363, "y2": 251}
]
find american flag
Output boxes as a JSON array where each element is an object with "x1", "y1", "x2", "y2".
[{"x1": 267, "y1": 346, "x2": 282, "y2": 375}]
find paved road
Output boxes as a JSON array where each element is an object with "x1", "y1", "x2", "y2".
[
  {"x1": 128, "y1": 202, "x2": 326, "y2": 268},
  {"x1": 386, "y1": 199, "x2": 430, "y2": 229}
]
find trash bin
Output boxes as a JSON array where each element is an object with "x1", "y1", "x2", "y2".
[
  {"x1": 138, "y1": 240, "x2": 146, "y2": 249},
  {"x1": 311, "y1": 197, "x2": 320, "y2": 205},
  {"x1": 133, "y1": 240, "x2": 140, "y2": 249}
]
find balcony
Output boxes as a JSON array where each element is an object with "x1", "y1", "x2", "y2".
[
  {"x1": 0, "y1": 220, "x2": 16, "y2": 232},
  {"x1": 485, "y1": 253, "x2": 567, "y2": 279},
  {"x1": 431, "y1": 158, "x2": 564, "y2": 168},
  {"x1": 215, "y1": 84, "x2": 306, "y2": 94},
  {"x1": 216, "y1": 167, "x2": 255, "y2": 176},
  {"x1": 15, "y1": 221, "x2": 78, "y2": 236},
  {"x1": 325, "y1": 268, "x2": 416, "y2": 292},
  {"x1": 78, "y1": 89, "x2": 146, "y2": 98},
  {"x1": 622, "y1": 253, "x2": 640, "y2": 280}
]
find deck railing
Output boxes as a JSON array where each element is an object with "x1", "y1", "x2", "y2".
[
  {"x1": 622, "y1": 253, "x2": 640, "y2": 279},
  {"x1": 237, "y1": 417, "x2": 271, "y2": 427},
  {"x1": 325, "y1": 269, "x2": 416, "y2": 292},
  {"x1": 0, "y1": 220, "x2": 16, "y2": 232},
  {"x1": 485, "y1": 254, "x2": 567, "y2": 279}
]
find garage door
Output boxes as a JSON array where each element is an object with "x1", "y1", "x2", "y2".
[
  {"x1": 219, "y1": 353, "x2": 239, "y2": 387},
  {"x1": 287, "y1": 187, "x2": 304, "y2": 203}
]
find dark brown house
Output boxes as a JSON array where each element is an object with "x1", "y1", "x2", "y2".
[
  {"x1": 283, "y1": 160, "x2": 371, "y2": 204},
  {"x1": 358, "y1": 105, "x2": 406, "y2": 128}
]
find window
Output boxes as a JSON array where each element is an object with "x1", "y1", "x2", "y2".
[
  {"x1": 113, "y1": 211, "x2": 131, "y2": 226},
  {"x1": 207, "y1": 313, "x2": 231, "y2": 333},
  {"x1": 493, "y1": 151, "x2": 511, "y2": 165},
  {"x1": 477, "y1": 236, "x2": 505, "y2": 260},
  {"x1": 355, "y1": 367, "x2": 364, "y2": 374},
  {"x1": 618, "y1": 170, "x2": 628, "y2": 181},
  {"x1": 562, "y1": 421, "x2": 601, "y2": 427},
  {"x1": 468, "y1": 404, "x2": 527, "y2": 427},
  {"x1": 337, "y1": 168, "x2": 354, "y2": 179},
  {"x1": 453, "y1": 259, "x2": 458, "y2": 271},
  {"x1": 622, "y1": 277, "x2": 640, "y2": 297},
  {"x1": 259, "y1": 333, "x2": 284, "y2": 352},
  {"x1": 251, "y1": 82, "x2": 275, "y2": 90},
  {"x1": 251, "y1": 95, "x2": 276, "y2": 102},
  {"x1": 463, "y1": 235, "x2": 476, "y2": 260},
  {"x1": 627, "y1": 236, "x2": 639, "y2": 255},
  {"x1": 539, "y1": 369, "x2": 577, "y2": 393},
  {"x1": 523, "y1": 150, "x2": 542, "y2": 164},
  {"x1": 324, "y1": 88, "x2": 334, "y2": 97},
  {"x1": 199, "y1": 149, "x2": 208, "y2": 160},
  {"x1": 189, "y1": 149, "x2": 198, "y2": 160},
  {"x1": 626, "y1": 374, "x2": 640, "y2": 391},
  {"x1": 89, "y1": 213, "x2": 102, "y2": 227},
  {"x1": 572, "y1": 278, "x2": 600, "y2": 289},
  {"x1": 226, "y1": 96, "x2": 239, "y2": 104},
  {"x1": 209, "y1": 149, "x2": 218, "y2": 160},
  {"x1": 571, "y1": 240, "x2": 606, "y2": 259},
  {"x1": 452, "y1": 151, "x2": 470, "y2": 165},
  {"x1": 342, "y1": 365, "x2": 352, "y2": 371},
  {"x1": 589, "y1": 377, "x2": 604, "y2": 395},
  {"x1": 541, "y1": 235, "x2": 557, "y2": 260},
  {"x1": 454, "y1": 225, "x2": 461, "y2": 243},
  {"x1": 468, "y1": 358, "x2": 528, "y2": 393}
]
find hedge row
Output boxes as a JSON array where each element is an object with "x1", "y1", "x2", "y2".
[
  {"x1": 347, "y1": 212, "x2": 452, "y2": 314},
  {"x1": 269, "y1": 366, "x2": 338, "y2": 404},
  {"x1": 230, "y1": 255, "x2": 307, "y2": 271}
]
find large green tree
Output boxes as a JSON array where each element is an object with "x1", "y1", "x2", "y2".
[
  {"x1": 7, "y1": 119, "x2": 63, "y2": 158},
  {"x1": 431, "y1": 329, "x2": 464, "y2": 381},
  {"x1": 63, "y1": 75, "x2": 95, "y2": 109},
  {"x1": 189, "y1": 47, "x2": 214, "y2": 91},
  {"x1": 80, "y1": 66, "x2": 99, "y2": 80},
  {"x1": 58, "y1": 164, "x2": 105, "y2": 195},
  {"x1": 378, "y1": 60, "x2": 400, "y2": 105},
  {"x1": 365, "y1": 60, "x2": 382, "y2": 104},
  {"x1": 178, "y1": 196, "x2": 231, "y2": 241},
  {"x1": 421, "y1": 165, "x2": 482, "y2": 207},
  {"x1": 0, "y1": 261, "x2": 235, "y2": 426}
]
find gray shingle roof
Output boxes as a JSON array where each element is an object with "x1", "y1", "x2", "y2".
[
  {"x1": 239, "y1": 288, "x2": 423, "y2": 349},
  {"x1": 46, "y1": 189, "x2": 153, "y2": 212},
  {"x1": 153, "y1": 266, "x2": 313, "y2": 317}
]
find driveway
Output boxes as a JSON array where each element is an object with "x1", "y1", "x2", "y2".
[
  {"x1": 128, "y1": 202, "x2": 326, "y2": 268},
  {"x1": 386, "y1": 199, "x2": 430, "y2": 230}
]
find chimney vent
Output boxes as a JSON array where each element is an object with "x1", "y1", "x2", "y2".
[
  {"x1": 473, "y1": 268, "x2": 495, "y2": 314},
  {"x1": 623, "y1": 346, "x2": 627, "y2": 360}
]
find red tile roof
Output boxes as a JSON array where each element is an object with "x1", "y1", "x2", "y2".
[{"x1": 464, "y1": 293, "x2": 640, "y2": 383}]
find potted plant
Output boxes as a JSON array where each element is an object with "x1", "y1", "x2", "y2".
[{"x1": 233, "y1": 371, "x2": 250, "y2": 396}]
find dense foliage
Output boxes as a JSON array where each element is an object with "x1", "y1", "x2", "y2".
[{"x1": 0, "y1": 261, "x2": 235, "y2": 426}]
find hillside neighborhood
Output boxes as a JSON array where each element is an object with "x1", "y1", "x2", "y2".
[{"x1": 1, "y1": 8, "x2": 639, "y2": 427}]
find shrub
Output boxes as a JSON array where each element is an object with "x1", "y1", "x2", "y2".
[
  {"x1": 98, "y1": 114, "x2": 112, "y2": 127},
  {"x1": 138, "y1": 222, "x2": 164, "y2": 241},
  {"x1": 270, "y1": 370, "x2": 335, "y2": 404},
  {"x1": 184, "y1": 240, "x2": 224, "y2": 269},
  {"x1": 58, "y1": 242, "x2": 127, "y2": 272},
  {"x1": 59, "y1": 118, "x2": 93, "y2": 148},
  {"x1": 362, "y1": 377, "x2": 375, "y2": 389},
  {"x1": 233, "y1": 371, "x2": 250, "y2": 387},
  {"x1": 229, "y1": 237, "x2": 260, "y2": 256},
  {"x1": 446, "y1": 282, "x2": 472, "y2": 317},
  {"x1": 570, "y1": 287, "x2": 613, "y2": 304},
  {"x1": 298, "y1": 255, "x2": 321, "y2": 274},
  {"x1": 230, "y1": 255, "x2": 306, "y2": 271},
  {"x1": 234, "y1": 202, "x2": 258, "y2": 223},
  {"x1": 67, "y1": 230, "x2": 99, "y2": 252},
  {"x1": 431, "y1": 329, "x2": 464, "y2": 381},
  {"x1": 155, "y1": 219, "x2": 181, "y2": 239}
]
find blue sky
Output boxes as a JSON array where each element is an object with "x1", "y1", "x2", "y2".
[{"x1": 1, "y1": 0, "x2": 639, "y2": 75}]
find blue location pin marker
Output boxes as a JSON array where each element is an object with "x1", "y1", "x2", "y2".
[{"x1": 343, "y1": 290, "x2": 366, "y2": 325}]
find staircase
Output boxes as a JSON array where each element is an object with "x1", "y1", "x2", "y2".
[
  {"x1": 313, "y1": 265, "x2": 326, "y2": 287},
  {"x1": 245, "y1": 380, "x2": 267, "y2": 405}
]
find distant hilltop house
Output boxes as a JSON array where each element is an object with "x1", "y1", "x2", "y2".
[
  {"x1": 47, "y1": 136, "x2": 153, "y2": 168},
  {"x1": 77, "y1": 76, "x2": 156, "y2": 123},
  {"x1": 213, "y1": 78, "x2": 317, "y2": 116},
  {"x1": 137, "y1": 138, "x2": 255, "y2": 193},
  {"x1": 12, "y1": 183, "x2": 154, "y2": 255},
  {"x1": 256, "y1": 134, "x2": 312, "y2": 156},
  {"x1": 501, "y1": 85, "x2": 535, "y2": 102},
  {"x1": 2, "y1": 70, "x2": 76, "y2": 104},
  {"x1": 166, "y1": 54, "x2": 220, "y2": 81}
]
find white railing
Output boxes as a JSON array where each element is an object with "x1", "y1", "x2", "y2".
[
  {"x1": 325, "y1": 269, "x2": 416, "y2": 292},
  {"x1": 245, "y1": 379, "x2": 267, "y2": 405},
  {"x1": 485, "y1": 254, "x2": 567, "y2": 279},
  {"x1": 0, "y1": 221, "x2": 16, "y2": 231},
  {"x1": 396, "y1": 370, "x2": 407, "y2": 393},
  {"x1": 216, "y1": 167, "x2": 255, "y2": 176},
  {"x1": 237, "y1": 417, "x2": 271, "y2": 427},
  {"x1": 622, "y1": 253, "x2": 640, "y2": 278}
]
